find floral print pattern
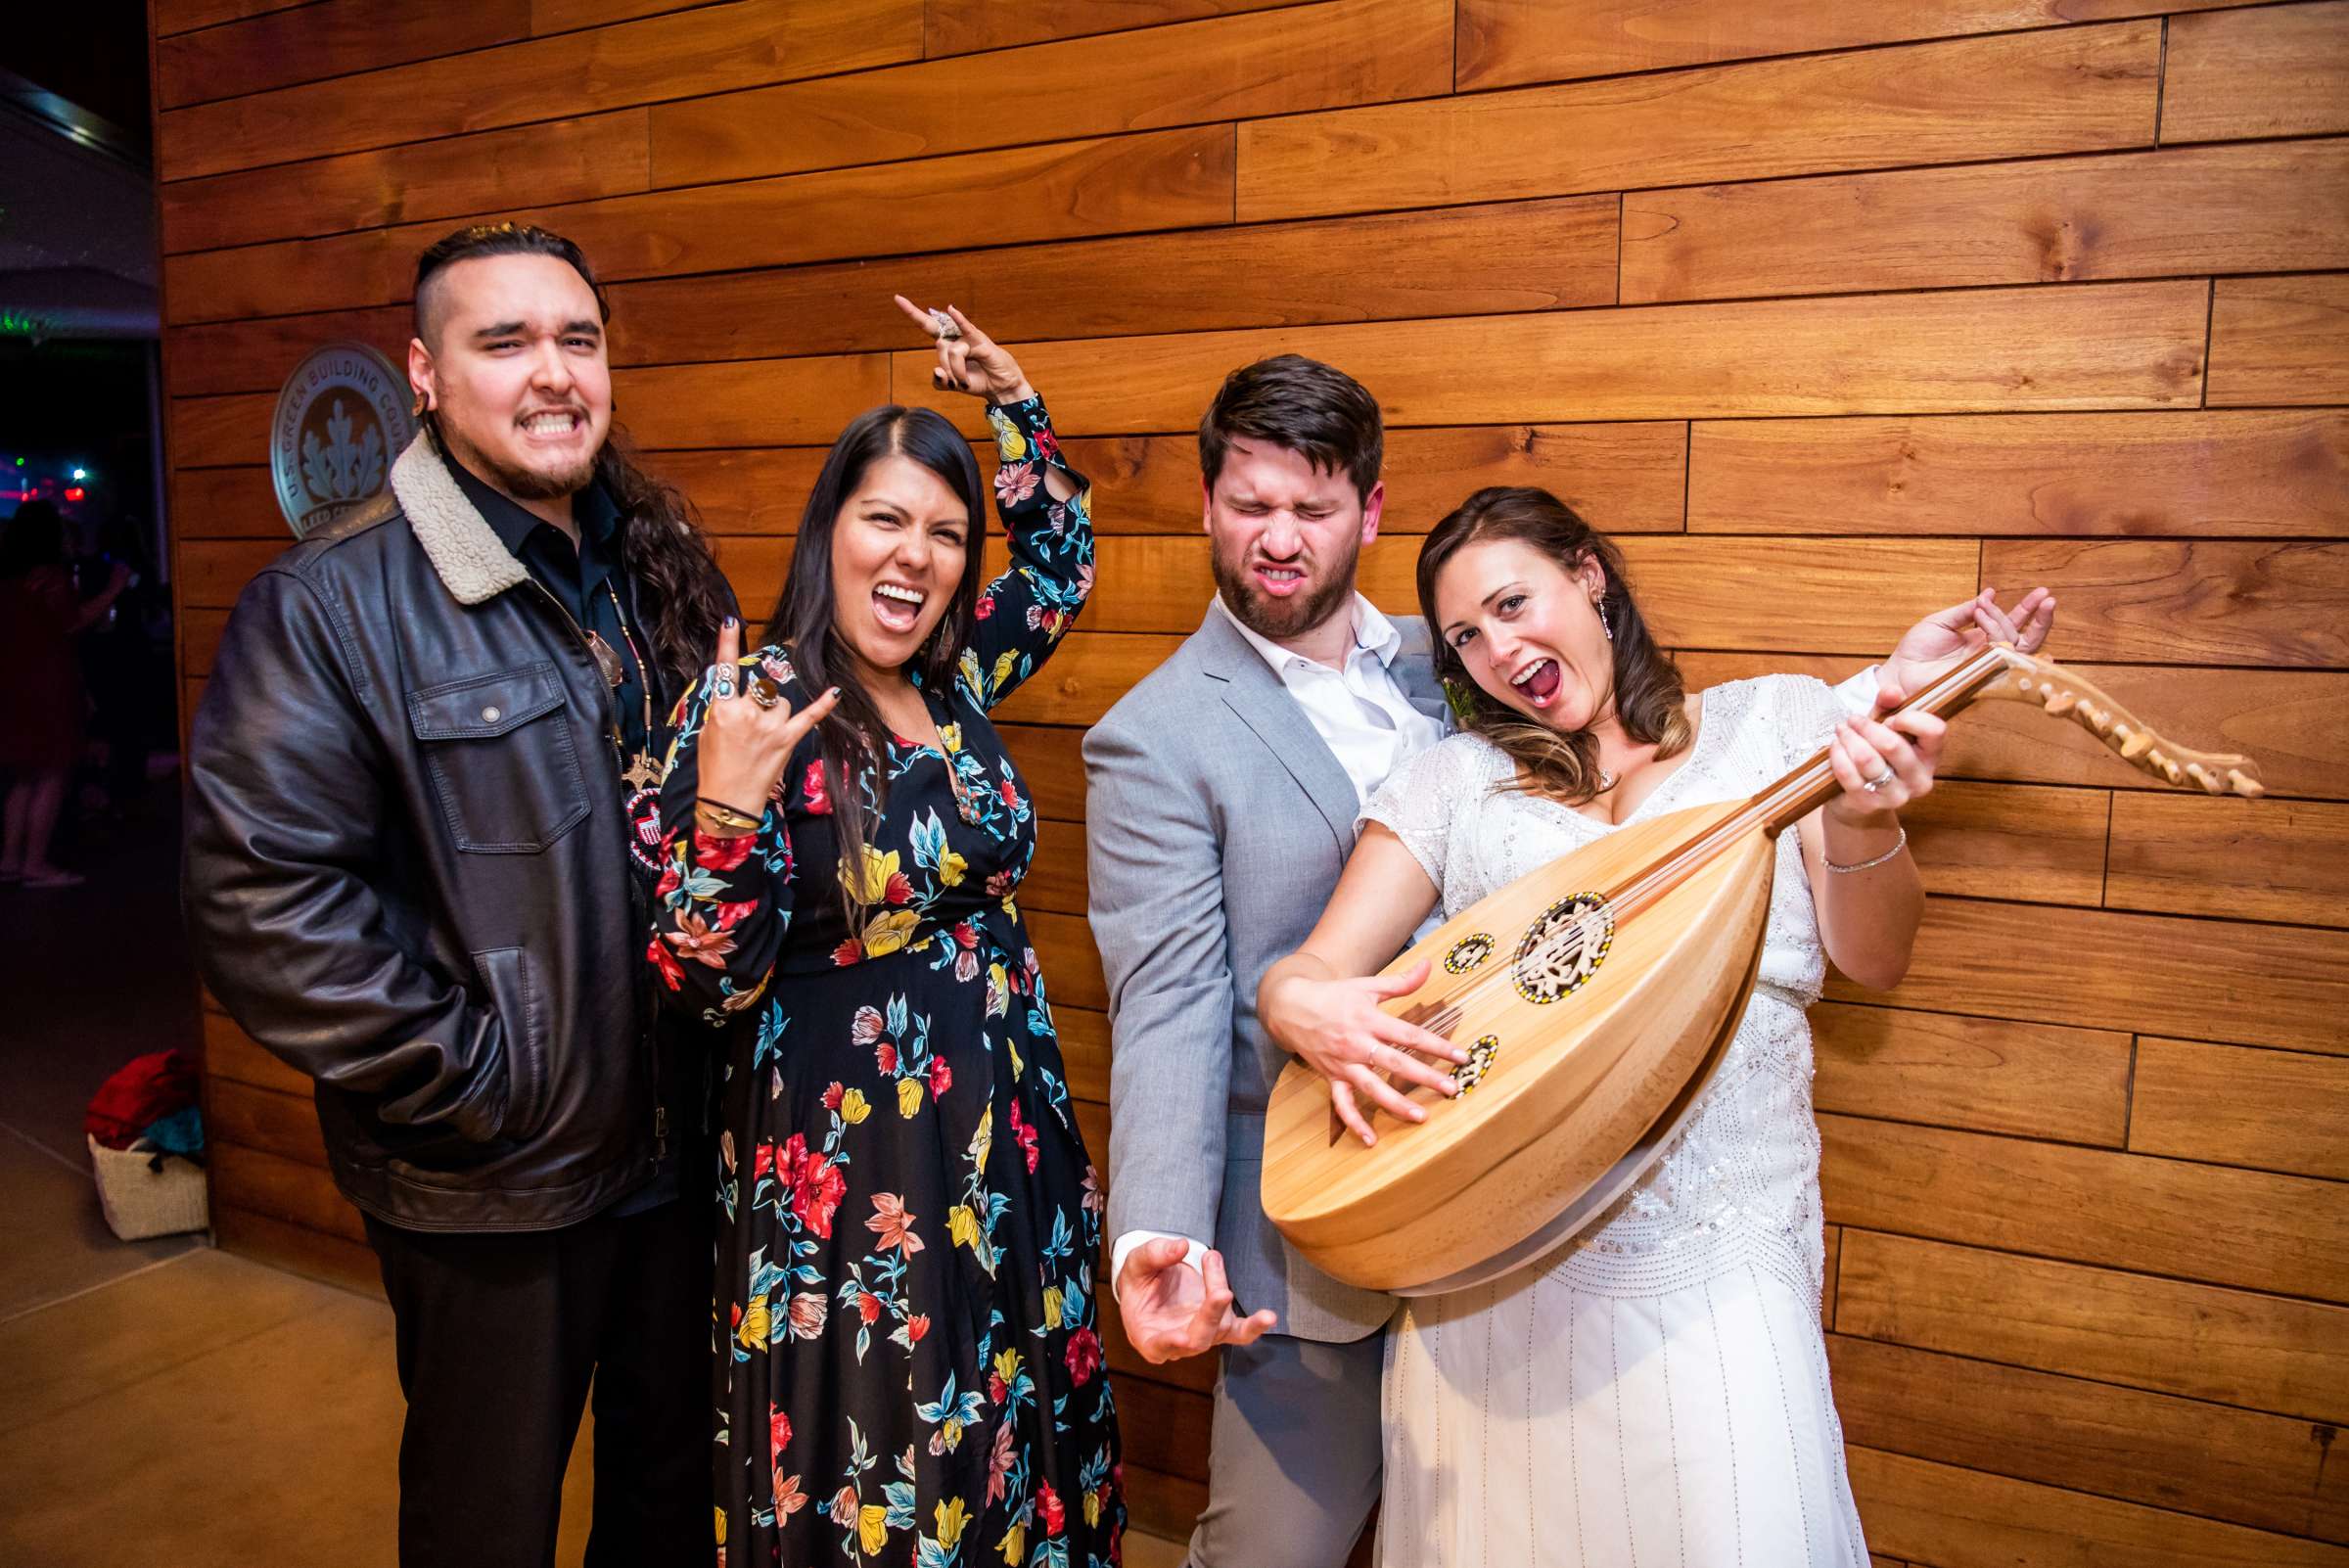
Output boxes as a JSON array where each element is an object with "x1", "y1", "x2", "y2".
[{"x1": 653, "y1": 397, "x2": 1120, "y2": 1566}]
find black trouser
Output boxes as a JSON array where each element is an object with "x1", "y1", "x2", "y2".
[{"x1": 363, "y1": 1197, "x2": 712, "y2": 1568}]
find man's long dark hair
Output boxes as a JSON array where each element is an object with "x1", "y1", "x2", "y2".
[
  {"x1": 763, "y1": 406, "x2": 987, "y2": 923},
  {"x1": 413, "y1": 222, "x2": 731, "y2": 696}
]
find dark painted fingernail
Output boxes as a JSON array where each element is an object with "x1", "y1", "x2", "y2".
[{"x1": 723, "y1": 616, "x2": 737, "y2": 628}]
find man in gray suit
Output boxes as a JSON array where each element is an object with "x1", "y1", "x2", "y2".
[{"x1": 1084, "y1": 355, "x2": 1443, "y2": 1566}]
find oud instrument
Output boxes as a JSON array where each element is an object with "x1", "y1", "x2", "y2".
[{"x1": 1261, "y1": 645, "x2": 2265, "y2": 1295}]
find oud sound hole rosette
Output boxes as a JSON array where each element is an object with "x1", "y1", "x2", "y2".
[
  {"x1": 1444, "y1": 933, "x2": 1497, "y2": 974},
  {"x1": 1452, "y1": 1035, "x2": 1500, "y2": 1094},
  {"x1": 1513, "y1": 893, "x2": 1615, "y2": 1004}
]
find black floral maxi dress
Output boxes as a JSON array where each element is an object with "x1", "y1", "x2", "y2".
[{"x1": 650, "y1": 397, "x2": 1121, "y2": 1568}]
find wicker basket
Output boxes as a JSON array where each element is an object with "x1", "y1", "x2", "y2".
[{"x1": 87, "y1": 1135, "x2": 209, "y2": 1242}]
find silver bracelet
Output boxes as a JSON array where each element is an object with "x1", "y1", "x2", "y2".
[{"x1": 1824, "y1": 822, "x2": 1908, "y2": 874}]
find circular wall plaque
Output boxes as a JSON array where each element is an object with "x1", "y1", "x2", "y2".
[{"x1": 269, "y1": 342, "x2": 416, "y2": 538}]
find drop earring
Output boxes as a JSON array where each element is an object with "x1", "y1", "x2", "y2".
[{"x1": 1597, "y1": 599, "x2": 1613, "y2": 641}]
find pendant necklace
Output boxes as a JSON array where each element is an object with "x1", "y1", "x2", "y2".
[{"x1": 599, "y1": 580, "x2": 662, "y2": 792}]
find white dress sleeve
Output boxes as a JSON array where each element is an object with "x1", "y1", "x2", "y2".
[
  {"x1": 1771, "y1": 673, "x2": 1850, "y2": 774},
  {"x1": 1358, "y1": 733, "x2": 1486, "y2": 898}
]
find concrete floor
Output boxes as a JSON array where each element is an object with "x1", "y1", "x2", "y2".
[{"x1": 0, "y1": 792, "x2": 1183, "y2": 1566}]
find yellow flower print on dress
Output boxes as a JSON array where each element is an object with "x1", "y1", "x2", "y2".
[
  {"x1": 862, "y1": 907, "x2": 918, "y2": 957},
  {"x1": 1042, "y1": 1285, "x2": 1064, "y2": 1330},
  {"x1": 997, "y1": 1521, "x2": 1025, "y2": 1562},
  {"x1": 935, "y1": 1497, "x2": 969, "y2": 1549},
  {"x1": 738, "y1": 1294, "x2": 770, "y2": 1353},
  {"x1": 990, "y1": 650, "x2": 1019, "y2": 694},
  {"x1": 843, "y1": 847, "x2": 900, "y2": 905},
  {"x1": 897, "y1": 1077, "x2": 926, "y2": 1118},
  {"x1": 939, "y1": 850, "x2": 967, "y2": 888},
  {"x1": 839, "y1": 1087, "x2": 872, "y2": 1124},
  {"x1": 938, "y1": 723, "x2": 962, "y2": 753},
  {"x1": 857, "y1": 1502, "x2": 889, "y2": 1555},
  {"x1": 990, "y1": 410, "x2": 1027, "y2": 461},
  {"x1": 948, "y1": 1204, "x2": 979, "y2": 1250}
]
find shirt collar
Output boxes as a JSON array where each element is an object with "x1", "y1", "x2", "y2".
[
  {"x1": 439, "y1": 445, "x2": 620, "y2": 560},
  {"x1": 1212, "y1": 590, "x2": 1402, "y2": 675}
]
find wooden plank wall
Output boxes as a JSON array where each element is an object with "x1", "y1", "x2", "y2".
[{"x1": 152, "y1": 0, "x2": 2349, "y2": 1559}]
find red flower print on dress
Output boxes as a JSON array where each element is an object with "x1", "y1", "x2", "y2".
[
  {"x1": 647, "y1": 935, "x2": 685, "y2": 992},
  {"x1": 782, "y1": 1135, "x2": 845, "y2": 1238},
  {"x1": 905, "y1": 1314, "x2": 930, "y2": 1345},
  {"x1": 1038, "y1": 1479, "x2": 1066, "y2": 1537},
  {"x1": 994, "y1": 462, "x2": 1038, "y2": 507},
  {"x1": 999, "y1": 779, "x2": 1023, "y2": 811},
  {"x1": 1008, "y1": 1097, "x2": 1040, "y2": 1174},
  {"x1": 800, "y1": 760, "x2": 831, "y2": 815},
  {"x1": 865, "y1": 1192, "x2": 924, "y2": 1255},
  {"x1": 715, "y1": 899, "x2": 759, "y2": 930},
  {"x1": 856, "y1": 1292, "x2": 882, "y2": 1325},
  {"x1": 1065, "y1": 1325, "x2": 1102, "y2": 1387},
  {"x1": 975, "y1": 593, "x2": 995, "y2": 622},
  {"x1": 987, "y1": 869, "x2": 1016, "y2": 898},
  {"x1": 953, "y1": 920, "x2": 978, "y2": 949},
  {"x1": 769, "y1": 1405, "x2": 793, "y2": 1463},
  {"x1": 664, "y1": 910, "x2": 737, "y2": 970},
  {"x1": 928, "y1": 1056, "x2": 952, "y2": 1097},
  {"x1": 885, "y1": 871, "x2": 914, "y2": 906},
  {"x1": 752, "y1": 1141, "x2": 776, "y2": 1181},
  {"x1": 655, "y1": 864, "x2": 681, "y2": 901},
  {"x1": 821, "y1": 1082, "x2": 845, "y2": 1112},
  {"x1": 875, "y1": 1041, "x2": 898, "y2": 1076},
  {"x1": 1033, "y1": 424, "x2": 1059, "y2": 463},
  {"x1": 693, "y1": 827, "x2": 757, "y2": 873},
  {"x1": 831, "y1": 937, "x2": 863, "y2": 966}
]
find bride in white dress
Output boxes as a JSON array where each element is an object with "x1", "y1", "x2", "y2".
[{"x1": 1260, "y1": 487, "x2": 2047, "y2": 1566}]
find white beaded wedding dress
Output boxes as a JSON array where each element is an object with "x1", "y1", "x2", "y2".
[{"x1": 1359, "y1": 674, "x2": 1870, "y2": 1567}]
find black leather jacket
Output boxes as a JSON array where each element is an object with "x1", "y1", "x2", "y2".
[{"x1": 185, "y1": 436, "x2": 693, "y2": 1230}]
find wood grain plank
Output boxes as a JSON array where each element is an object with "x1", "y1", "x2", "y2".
[
  {"x1": 1811, "y1": 1002, "x2": 2132, "y2": 1145},
  {"x1": 1839, "y1": 1229, "x2": 2349, "y2": 1424},
  {"x1": 171, "y1": 466, "x2": 293, "y2": 537},
  {"x1": 1623, "y1": 140, "x2": 2349, "y2": 303},
  {"x1": 655, "y1": 0, "x2": 1451, "y2": 185},
  {"x1": 164, "y1": 125, "x2": 1238, "y2": 323},
  {"x1": 2130, "y1": 1037, "x2": 2349, "y2": 1181},
  {"x1": 2161, "y1": 0, "x2": 2349, "y2": 143},
  {"x1": 170, "y1": 393, "x2": 273, "y2": 470},
  {"x1": 183, "y1": 610, "x2": 227, "y2": 677},
  {"x1": 1818, "y1": 1112, "x2": 2349, "y2": 1299},
  {"x1": 1046, "y1": 533, "x2": 1973, "y2": 650},
  {"x1": 641, "y1": 448, "x2": 832, "y2": 536},
  {"x1": 210, "y1": 1204, "x2": 386, "y2": 1297},
  {"x1": 924, "y1": 0, "x2": 1301, "y2": 56},
  {"x1": 530, "y1": 0, "x2": 729, "y2": 29},
  {"x1": 180, "y1": 539, "x2": 289, "y2": 610},
  {"x1": 2106, "y1": 793, "x2": 2349, "y2": 928},
  {"x1": 1679, "y1": 653, "x2": 2349, "y2": 801},
  {"x1": 987, "y1": 633, "x2": 1194, "y2": 728},
  {"x1": 165, "y1": 308, "x2": 412, "y2": 398},
  {"x1": 1025, "y1": 816, "x2": 1090, "y2": 916},
  {"x1": 1457, "y1": 0, "x2": 2244, "y2": 89},
  {"x1": 997, "y1": 724, "x2": 1089, "y2": 822},
  {"x1": 1117, "y1": 1461, "x2": 1209, "y2": 1544},
  {"x1": 1823, "y1": 1222, "x2": 1842, "y2": 1327},
  {"x1": 156, "y1": 0, "x2": 532, "y2": 110},
  {"x1": 607, "y1": 195, "x2": 1620, "y2": 366},
  {"x1": 1900, "y1": 779, "x2": 2109, "y2": 906},
  {"x1": 2208, "y1": 273, "x2": 2349, "y2": 407},
  {"x1": 1849, "y1": 1444, "x2": 2349, "y2": 1568},
  {"x1": 1980, "y1": 540, "x2": 2349, "y2": 668},
  {"x1": 1827, "y1": 1333, "x2": 2346, "y2": 1538},
  {"x1": 208, "y1": 1080, "x2": 332, "y2": 1169},
  {"x1": 1238, "y1": 23, "x2": 2161, "y2": 221},
  {"x1": 155, "y1": 0, "x2": 309, "y2": 36},
  {"x1": 210, "y1": 1144, "x2": 369, "y2": 1244},
  {"x1": 894, "y1": 281, "x2": 2210, "y2": 437},
  {"x1": 1054, "y1": 1005, "x2": 1110, "y2": 1105},
  {"x1": 1688, "y1": 409, "x2": 2349, "y2": 536},
  {"x1": 1822, "y1": 896, "x2": 2349, "y2": 1055},
  {"x1": 1111, "y1": 1371, "x2": 1214, "y2": 1484},
  {"x1": 1029, "y1": 908, "x2": 1109, "y2": 1012},
  {"x1": 161, "y1": 111, "x2": 651, "y2": 256},
  {"x1": 609, "y1": 355, "x2": 891, "y2": 449},
  {"x1": 202, "y1": 1010, "x2": 311, "y2": 1097},
  {"x1": 155, "y1": 0, "x2": 924, "y2": 181}
]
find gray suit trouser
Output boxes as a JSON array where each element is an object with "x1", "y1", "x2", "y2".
[{"x1": 1185, "y1": 1331, "x2": 1384, "y2": 1568}]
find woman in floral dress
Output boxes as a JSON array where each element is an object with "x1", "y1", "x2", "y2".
[{"x1": 652, "y1": 300, "x2": 1119, "y2": 1566}]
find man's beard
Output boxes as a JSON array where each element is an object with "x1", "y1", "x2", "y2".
[
  {"x1": 484, "y1": 446, "x2": 599, "y2": 501},
  {"x1": 1210, "y1": 537, "x2": 1359, "y2": 643}
]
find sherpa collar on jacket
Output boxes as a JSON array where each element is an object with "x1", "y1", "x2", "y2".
[{"x1": 387, "y1": 430, "x2": 532, "y2": 607}]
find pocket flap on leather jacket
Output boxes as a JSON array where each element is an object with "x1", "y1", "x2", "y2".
[{"x1": 408, "y1": 663, "x2": 567, "y2": 741}]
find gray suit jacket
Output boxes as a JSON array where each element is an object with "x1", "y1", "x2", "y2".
[{"x1": 1084, "y1": 605, "x2": 1446, "y2": 1342}]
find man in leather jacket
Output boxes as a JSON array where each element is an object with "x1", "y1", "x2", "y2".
[{"x1": 184, "y1": 224, "x2": 734, "y2": 1565}]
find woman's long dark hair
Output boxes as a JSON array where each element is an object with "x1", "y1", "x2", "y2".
[
  {"x1": 764, "y1": 406, "x2": 987, "y2": 923},
  {"x1": 1417, "y1": 486, "x2": 1691, "y2": 804},
  {"x1": 413, "y1": 222, "x2": 731, "y2": 696}
]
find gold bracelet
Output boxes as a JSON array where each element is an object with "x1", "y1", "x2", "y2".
[{"x1": 694, "y1": 799, "x2": 762, "y2": 834}]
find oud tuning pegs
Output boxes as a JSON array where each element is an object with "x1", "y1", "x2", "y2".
[
  {"x1": 2229, "y1": 768, "x2": 2265, "y2": 799},
  {"x1": 2186, "y1": 762, "x2": 2218, "y2": 793},
  {"x1": 2043, "y1": 690, "x2": 2078, "y2": 716},
  {"x1": 2119, "y1": 730, "x2": 2153, "y2": 761}
]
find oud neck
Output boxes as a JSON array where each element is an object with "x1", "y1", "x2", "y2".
[{"x1": 1753, "y1": 647, "x2": 2013, "y2": 836}]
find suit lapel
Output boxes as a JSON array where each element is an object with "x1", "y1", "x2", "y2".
[
  {"x1": 1195, "y1": 609, "x2": 1361, "y2": 852},
  {"x1": 1393, "y1": 616, "x2": 1451, "y2": 727}
]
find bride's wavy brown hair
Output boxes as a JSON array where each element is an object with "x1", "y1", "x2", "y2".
[{"x1": 1417, "y1": 486, "x2": 1691, "y2": 804}]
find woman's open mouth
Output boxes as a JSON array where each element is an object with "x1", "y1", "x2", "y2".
[
  {"x1": 1510, "y1": 658, "x2": 1563, "y2": 709},
  {"x1": 873, "y1": 580, "x2": 926, "y2": 634}
]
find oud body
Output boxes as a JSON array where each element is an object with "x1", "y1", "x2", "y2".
[{"x1": 1261, "y1": 646, "x2": 2265, "y2": 1296}]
